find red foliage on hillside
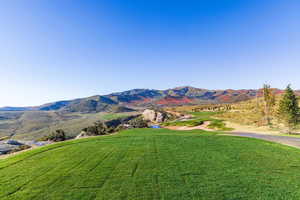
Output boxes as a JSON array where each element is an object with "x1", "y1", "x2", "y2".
[
  {"x1": 217, "y1": 95, "x2": 231, "y2": 102},
  {"x1": 156, "y1": 96, "x2": 194, "y2": 105}
]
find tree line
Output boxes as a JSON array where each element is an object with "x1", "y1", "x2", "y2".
[{"x1": 263, "y1": 84, "x2": 299, "y2": 134}]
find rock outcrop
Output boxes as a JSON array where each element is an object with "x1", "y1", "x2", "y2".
[
  {"x1": 142, "y1": 109, "x2": 172, "y2": 123},
  {"x1": 75, "y1": 131, "x2": 89, "y2": 139}
]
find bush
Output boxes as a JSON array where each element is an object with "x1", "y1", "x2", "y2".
[
  {"x1": 80, "y1": 115, "x2": 148, "y2": 137},
  {"x1": 39, "y1": 129, "x2": 66, "y2": 142},
  {"x1": 128, "y1": 116, "x2": 149, "y2": 128},
  {"x1": 208, "y1": 120, "x2": 234, "y2": 131},
  {"x1": 9, "y1": 145, "x2": 31, "y2": 153},
  {"x1": 82, "y1": 122, "x2": 108, "y2": 136}
]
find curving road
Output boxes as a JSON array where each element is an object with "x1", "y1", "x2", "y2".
[{"x1": 229, "y1": 132, "x2": 300, "y2": 149}]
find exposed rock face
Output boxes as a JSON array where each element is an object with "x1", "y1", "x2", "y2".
[
  {"x1": 142, "y1": 109, "x2": 157, "y2": 122},
  {"x1": 76, "y1": 131, "x2": 89, "y2": 139},
  {"x1": 156, "y1": 112, "x2": 164, "y2": 123},
  {"x1": 142, "y1": 109, "x2": 170, "y2": 123}
]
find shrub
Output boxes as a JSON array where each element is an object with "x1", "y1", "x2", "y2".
[
  {"x1": 9, "y1": 145, "x2": 31, "y2": 153},
  {"x1": 82, "y1": 122, "x2": 108, "y2": 136},
  {"x1": 128, "y1": 116, "x2": 149, "y2": 128},
  {"x1": 208, "y1": 120, "x2": 234, "y2": 131},
  {"x1": 39, "y1": 129, "x2": 66, "y2": 142}
]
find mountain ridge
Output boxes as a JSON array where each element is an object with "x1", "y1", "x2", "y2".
[{"x1": 0, "y1": 86, "x2": 296, "y2": 112}]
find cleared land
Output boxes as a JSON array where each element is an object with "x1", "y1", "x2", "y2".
[{"x1": 1, "y1": 129, "x2": 300, "y2": 199}]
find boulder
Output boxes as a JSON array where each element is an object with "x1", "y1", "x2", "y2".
[
  {"x1": 142, "y1": 109, "x2": 157, "y2": 122},
  {"x1": 142, "y1": 109, "x2": 171, "y2": 123},
  {"x1": 76, "y1": 131, "x2": 89, "y2": 139}
]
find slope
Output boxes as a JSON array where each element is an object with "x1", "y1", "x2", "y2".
[
  {"x1": 1, "y1": 129, "x2": 300, "y2": 200},
  {"x1": 0, "y1": 111, "x2": 136, "y2": 140},
  {"x1": 0, "y1": 86, "x2": 276, "y2": 112}
]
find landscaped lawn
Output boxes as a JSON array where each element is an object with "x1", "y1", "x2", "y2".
[
  {"x1": 162, "y1": 111, "x2": 233, "y2": 131},
  {"x1": 1, "y1": 128, "x2": 300, "y2": 199}
]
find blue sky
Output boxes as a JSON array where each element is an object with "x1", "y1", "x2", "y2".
[{"x1": 0, "y1": 0, "x2": 299, "y2": 106}]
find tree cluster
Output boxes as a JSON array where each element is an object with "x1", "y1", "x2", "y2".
[
  {"x1": 277, "y1": 85, "x2": 300, "y2": 133},
  {"x1": 261, "y1": 84, "x2": 299, "y2": 133},
  {"x1": 81, "y1": 115, "x2": 149, "y2": 136},
  {"x1": 39, "y1": 129, "x2": 66, "y2": 142}
]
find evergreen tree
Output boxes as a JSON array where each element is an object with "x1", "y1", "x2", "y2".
[{"x1": 277, "y1": 85, "x2": 299, "y2": 133}]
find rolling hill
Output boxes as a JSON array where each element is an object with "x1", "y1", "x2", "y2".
[
  {"x1": 2, "y1": 128, "x2": 300, "y2": 199},
  {"x1": 0, "y1": 111, "x2": 137, "y2": 140},
  {"x1": 0, "y1": 86, "x2": 271, "y2": 113},
  {"x1": 0, "y1": 86, "x2": 297, "y2": 140}
]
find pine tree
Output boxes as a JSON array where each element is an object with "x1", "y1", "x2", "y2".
[{"x1": 277, "y1": 85, "x2": 299, "y2": 133}]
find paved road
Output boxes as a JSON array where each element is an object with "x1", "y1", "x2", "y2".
[{"x1": 229, "y1": 132, "x2": 300, "y2": 149}]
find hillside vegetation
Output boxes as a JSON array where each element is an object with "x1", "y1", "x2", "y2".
[
  {"x1": 0, "y1": 111, "x2": 136, "y2": 140},
  {"x1": 1, "y1": 86, "x2": 299, "y2": 139},
  {"x1": 0, "y1": 86, "x2": 272, "y2": 112},
  {"x1": 1, "y1": 129, "x2": 300, "y2": 199},
  {"x1": 0, "y1": 86, "x2": 268, "y2": 139},
  {"x1": 216, "y1": 96, "x2": 300, "y2": 130},
  {"x1": 169, "y1": 86, "x2": 300, "y2": 133}
]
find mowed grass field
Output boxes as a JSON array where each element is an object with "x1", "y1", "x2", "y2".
[
  {"x1": 2, "y1": 129, "x2": 300, "y2": 199},
  {"x1": 162, "y1": 112, "x2": 233, "y2": 131}
]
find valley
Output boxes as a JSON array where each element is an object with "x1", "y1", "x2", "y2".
[{"x1": 0, "y1": 86, "x2": 284, "y2": 140}]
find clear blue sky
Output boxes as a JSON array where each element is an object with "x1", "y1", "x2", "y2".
[{"x1": 0, "y1": 0, "x2": 299, "y2": 106}]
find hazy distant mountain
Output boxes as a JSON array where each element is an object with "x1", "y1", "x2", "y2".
[
  {"x1": 0, "y1": 107, "x2": 32, "y2": 111},
  {"x1": 0, "y1": 86, "x2": 293, "y2": 112}
]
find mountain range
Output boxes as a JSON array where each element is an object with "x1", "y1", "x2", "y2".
[
  {"x1": 0, "y1": 86, "x2": 298, "y2": 140},
  {"x1": 0, "y1": 86, "x2": 284, "y2": 113}
]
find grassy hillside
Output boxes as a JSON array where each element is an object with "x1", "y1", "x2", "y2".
[
  {"x1": 1, "y1": 86, "x2": 271, "y2": 112},
  {"x1": 1, "y1": 129, "x2": 300, "y2": 199},
  {"x1": 0, "y1": 111, "x2": 136, "y2": 140},
  {"x1": 215, "y1": 97, "x2": 300, "y2": 131},
  {"x1": 215, "y1": 97, "x2": 273, "y2": 126}
]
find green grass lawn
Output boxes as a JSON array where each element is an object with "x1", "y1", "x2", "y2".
[
  {"x1": 1, "y1": 128, "x2": 300, "y2": 199},
  {"x1": 162, "y1": 112, "x2": 217, "y2": 127},
  {"x1": 162, "y1": 112, "x2": 233, "y2": 131}
]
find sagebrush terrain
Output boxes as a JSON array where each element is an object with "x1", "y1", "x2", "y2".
[{"x1": 0, "y1": 111, "x2": 135, "y2": 140}]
